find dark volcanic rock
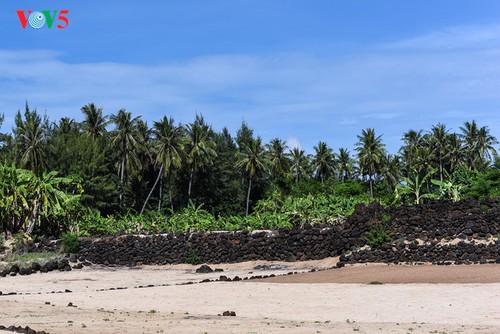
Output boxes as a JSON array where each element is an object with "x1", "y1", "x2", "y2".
[
  {"x1": 9, "y1": 265, "x2": 20, "y2": 274},
  {"x1": 31, "y1": 262, "x2": 41, "y2": 272},
  {"x1": 195, "y1": 265, "x2": 213, "y2": 273}
]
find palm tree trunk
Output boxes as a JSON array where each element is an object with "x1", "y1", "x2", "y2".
[
  {"x1": 169, "y1": 187, "x2": 174, "y2": 212},
  {"x1": 140, "y1": 164, "x2": 163, "y2": 215},
  {"x1": 168, "y1": 166, "x2": 174, "y2": 212},
  {"x1": 188, "y1": 170, "x2": 194, "y2": 200},
  {"x1": 246, "y1": 178, "x2": 252, "y2": 216},
  {"x1": 439, "y1": 153, "x2": 443, "y2": 182},
  {"x1": 158, "y1": 176, "x2": 163, "y2": 212},
  {"x1": 119, "y1": 157, "x2": 125, "y2": 208},
  {"x1": 369, "y1": 174, "x2": 374, "y2": 197},
  {"x1": 26, "y1": 197, "x2": 39, "y2": 235}
]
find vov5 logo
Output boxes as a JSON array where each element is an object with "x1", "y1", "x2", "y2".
[{"x1": 16, "y1": 10, "x2": 69, "y2": 29}]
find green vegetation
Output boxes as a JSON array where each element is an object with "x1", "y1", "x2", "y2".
[
  {"x1": 61, "y1": 232, "x2": 81, "y2": 253},
  {"x1": 0, "y1": 103, "x2": 499, "y2": 240},
  {"x1": 0, "y1": 251, "x2": 61, "y2": 270},
  {"x1": 380, "y1": 213, "x2": 391, "y2": 222},
  {"x1": 186, "y1": 250, "x2": 202, "y2": 265},
  {"x1": 363, "y1": 224, "x2": 392, "y2": 248}
]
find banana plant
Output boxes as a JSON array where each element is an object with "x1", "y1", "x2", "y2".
[
  {"x1": 396, "y1": 168, "x2": 437, "y2": 204},
  {"x1": 431, "y1": 179, "x2": 462, "y2": 202}
]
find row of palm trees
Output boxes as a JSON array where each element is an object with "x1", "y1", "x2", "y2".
[{"x1": 4, "y1": 102, "x2": 498, "y2": 216}]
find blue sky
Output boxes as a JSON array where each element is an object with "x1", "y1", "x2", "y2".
[{"x1": 1, "y1": 1, "x2": 500, "y2": 154}]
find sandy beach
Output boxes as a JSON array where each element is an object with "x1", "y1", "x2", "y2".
[{"x1": 1, "y1": 259, "x2": 499, "y2": 333}]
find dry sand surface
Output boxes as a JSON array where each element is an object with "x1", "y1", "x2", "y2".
[{"x1": 0, "y1": 258, "x2": 499, "y2": 334}]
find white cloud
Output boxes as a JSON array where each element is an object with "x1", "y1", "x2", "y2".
[
  {"x1": 286, "y1": 136, "x2": 301, "y2": 150},
  {"x1": 2, "y1": 23, "x2": 500, "y2": 153},
  {"x1": 381, "y1": 24, "x2": 500, "y2": 50}
]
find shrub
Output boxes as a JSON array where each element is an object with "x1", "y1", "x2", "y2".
[
  {"x1": 61, "y1": 232, "x2": 80, "y2": 253},
  {"x1": 363, "y1": 224, "x2": 392, "y2": 248},
  {"x1": 0, "y1": 234, "x2": 4, "y2": 250},
  {"x1": 186, "y1": 250, "x2": 202, "y2": 265},
  {"x1": 380, "y1": 212, "x2": 391, "y2": 222}
]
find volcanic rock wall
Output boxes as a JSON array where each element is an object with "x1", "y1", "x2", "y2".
[
  {"x1": 79, "y1": 198, "x2": 500, "y2": 265},
  {"x1": 79, "y1": 228, "x2": 348, "y2": 265}
]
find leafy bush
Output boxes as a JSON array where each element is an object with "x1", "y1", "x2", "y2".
[
  {"x1": 363, "y1": 224, "x2": 392, "y2": 248},
  {"x1": 77, "y1": 208, "x2": 136, "y2": 236},
  {"x1": 61, "y1": 232, "x2": 80, "y2": 253},
  {"x1": 380, "y1": 213, "x2": 391, "y2": 222},
  {"x1": 74, "y1": 193, "x2": 373, "y2": 235},
  {"x1": 0, "y1": 234, "x2": 4, "y2": 250},
  {"x1": 186, "y1": 250, "x2": 202, "y2": 265}
]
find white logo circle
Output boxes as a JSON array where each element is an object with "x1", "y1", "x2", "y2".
[{"x1": 28, "y1": 12, "x2": 46, "y2": 29}]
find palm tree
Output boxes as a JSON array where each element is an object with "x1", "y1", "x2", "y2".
[
  {"x1": 266, "y1": 138, "x2": 289, "y2": 179},
  {"x1": 236, "y1": 137, "x2": 267, "y2": 216},
  {"x1": 337, "y1": 148, "x2": 354, "y2": 182},
  {"x1": 14, "y1": 103, "x2": 46, "y2": 175},
  {"x1": 135, "y1": 120, "x2": 153, "y2": 177},
  {"x1": 289, "y1": 147, "x2": 309, "y2": 183},
  {"x1": 445, "y1": 133, "x2": 465, "y2": 174},
  {"x1": 110, "y1": 109, "x2": 142, "y2": 208},
  {"x1": 458, "y1": 120, "x2": 497, "y2": 170},
  {"x1": 311, "y1": 141, "x2": 335, "y2": 183},
  {"x1": 54, "y1": 117, "x2": 79, "y2": 137},
  {"x1": 460, "y1": 120, "x2": 479, "y2": 169},
  {"x1": 185, "y1": 115, "x2": 217, "y2": 200},
  {"x1": 356, "y1": 128, "x2": 386, "y2": 197},
  {"x1": 475, "y1": 125, "x2": 497, "y2": 171},
  {"x1": 400, "y1": 129, "x2": 425, "y2": 174},
  {"x1": 429, "y1": 123, "x2": 448, "y2": 181},
  {"x1": 380, "y1": 154, "x2": 402, "y2": 192},
  {"x1": 140, "y1": 116, "x2": 185, "y2": 214},
  {"x1": 81, "y1": 103, "x2": 108, "y2": 140}
]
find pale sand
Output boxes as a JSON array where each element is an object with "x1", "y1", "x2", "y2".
[{"x1": 0, "y1": 258, "x2": 499, "y2": 333}]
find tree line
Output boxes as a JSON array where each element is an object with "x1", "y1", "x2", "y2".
[{"x1": 0, "y1": 102, "x2": 499, "y2": 236}]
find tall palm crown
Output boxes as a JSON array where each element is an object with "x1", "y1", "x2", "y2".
[
  {"x1": 460, "y1": 121, "x2": 497, "y2": 171},
  {"x1": 136, "y1": 120, "x2": 153, "y2": 172},
  {"x1": 429, "y1": 123, "x2": 448, "y2": 181},
  {"x1": 185, "y1": 116, "x2": 217, "y2": 199},
  {"x1": 381, "y1": 154, "x2": 402, "y2": 191},
  {"x1": 337, "y1": 148, "x2": 354, "y2": 182},
  {"x1": 289, "y1": 147, "x2": 309, "y2": 182},
  {"x1": 154, "y1": 116, "x2": 185, "y2": 173},
  {"x1": 81, "y1": 103, "x2": 108, "y2": 140},
  {"x1": 444, "y1": 133, "x2": 465, "y2": 174},
  {"x1": 400, "y1": 129, "x2": 426, "y2": 174},
  {"x1": 266, "y1": 138, "x2": 289, "y2": 179},
  {"x1": 356, "y1": 128, "x2": 386, "y2": 197},
  {"x1": 110, "y1": 109, "x2": 142, "y2": 207},
  {"x1": 311, "y1": 141, "x2": 335, "y2": 183},
  {"x1": 140, "y1": 116, "x2": 185, "y2": 213},
  {"x1": 14, "y1": 104, "x2": 46, "y2": 175},
  {"x1": 475, "y1": 125, "x2": 497, "y2": 171},
  {"x1": 54, "y1": 117, "x2": 79, "y2": 137},
  {"x1": 236, "y1": 136, "x2": 267, "y2": 216}
]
